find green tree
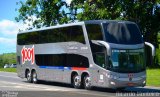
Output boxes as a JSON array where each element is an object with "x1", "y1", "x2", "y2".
[
  {"x1": 16, "y1": 0, "x2": 160, "y2": 45},
  {"x1": 71, "y1": 0, "x2": 160, "y2": 47},
  {"x1": 0, "y1": 56, "x2": 3, "y2": 68},
  {"x1": 72, "y1": 0, "x2": 122, "y2": 20},
  {"x1": 71, "y1": 0, "x2": 160, "y2": 66},
  {"x1": 16, "y1": 0, "x2": 160, "y2": 66},
  {"x1": 15, "y1": 0, "x2": 69, "y2": 29},
  {"x1": 0, "y1": 53, "x2": 16, "y2": 68}
]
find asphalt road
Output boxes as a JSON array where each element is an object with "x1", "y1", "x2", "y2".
[{"x1": 0, "y1": 71, "x2": 160, "y2": 97}]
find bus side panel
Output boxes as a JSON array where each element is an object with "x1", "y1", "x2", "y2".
[
  {"x1": 17, "y1": 45, "x2": 25, "y2": 78},
  {"x1": 17, "y1": 63, "x2": 26, "y2": 78}
]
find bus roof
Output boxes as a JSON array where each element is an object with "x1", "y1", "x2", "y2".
[
  {"x1": 84, "y1": 20, "x2": 135, "y2": 24},
  {"x1": 18, "y1": 21, "x2": 85, "y2": 34},
  {"x1": 18, "y1": 20, "x2": 135, "y2": 34}
]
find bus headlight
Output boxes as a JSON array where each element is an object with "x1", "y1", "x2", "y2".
[{"x1": 143, "y1": 80, "x2": 146, "y2": 84}]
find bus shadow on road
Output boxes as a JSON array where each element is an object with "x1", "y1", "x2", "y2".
[
  {"x1": 23, "y1": 80, "x2": 160, "y2": 93},
  {"x1": 91, "y1": 87, "x2": 160, "y2": 93},
  {"x1": 24, "y1": 80, "x2": 73, "y2": 88},
  {"x1": 124, "y1": 87, "x2": 160, "y2": 93}
]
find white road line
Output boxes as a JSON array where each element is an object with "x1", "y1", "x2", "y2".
[
  {"x1": 0, "y1": 72, "x2": 17, "y2": 75},
  {"x1": 0, "y1": 85, "x2": 38, "y2": 90},
  {"x1": 0, "y1": 71, "x2": 17, "y2": 74},
  {"x1": 0, "y1": 82, "x2": 62, "y2": 91},
  {"x1": 0, "y1": 75, "x2": 19, "y2": 79},
  {"x1": 67, "y1": 91, "x2": 116, "y2": 97},
  {"x1": 0, "y1": 72, "x2": 116, "y2": 96},
  {"x1": 0, "y1": 80, "x2": 78, "y2": 91},
  {"x1": 0, "y1": 80, "x2": 116, "y2": 97}
]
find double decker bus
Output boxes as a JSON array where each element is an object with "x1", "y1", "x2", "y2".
[{"x1": 17, "y1": 20, "x2": 155, "y2": 89}]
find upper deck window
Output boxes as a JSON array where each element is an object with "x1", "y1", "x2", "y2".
[
  {"x1": 17, "y1": 25, "x2": 85, "y2": 45},
  {"x1": 103, "y1": 23, "x2": 143, "y2": 44},
  {"x1": 85, "y1": 24, "x2": 103, "y2": 40}
]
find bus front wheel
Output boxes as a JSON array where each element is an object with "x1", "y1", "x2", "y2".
[{"x1": 83, "y1": 75, "x2": 92, "y2": 90}]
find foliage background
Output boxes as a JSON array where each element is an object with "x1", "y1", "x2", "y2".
[
  {"x1": 0, "y1": 53, "x2": 16, "y2": 68},
  {"x1": 13, "y1": 0, "x2": 160, "y2": 67}
]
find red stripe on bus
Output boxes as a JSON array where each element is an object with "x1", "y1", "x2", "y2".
[{"x1": 71, "y1": 67, "x2": 87, "y2": 71}]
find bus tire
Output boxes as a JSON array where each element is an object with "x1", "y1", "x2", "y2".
[
  {"x1": 72, "y1": 74, "x2": 81, "y2": 89},
  {"x1": 26, "y1": 70, "x2": 32, "y2": 83},
  {"x1": 83, "y1": 75, "x2": 92, "y2": 90},
  {"x1": 32, "y1": 70, "x2": 38, "y2": 84}
]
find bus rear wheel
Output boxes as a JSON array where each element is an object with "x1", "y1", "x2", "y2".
[
  {"x1": 72, "y1": 74, "x2": 81, "y2": 89},
  {"x1": 26, "y1": 70, "x2": 32, "y2": 83},
  {"x1": 83, "y1": 75, "x2": 92, "y2": 90},
  {"x1": 32, "y1": 71, "x2": 38, "y2": 84}
]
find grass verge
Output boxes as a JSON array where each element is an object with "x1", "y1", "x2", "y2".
[
  {"x1": 147, "y1": 69, "x2": 160, "y2": 87},
  {"x1": 0, "y1": 68, "x2": 16, "y2": 73}
]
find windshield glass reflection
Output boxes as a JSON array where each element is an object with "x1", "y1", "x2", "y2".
[{"x1": 108, "y1": 49, "x2": 145, "y2": 73}]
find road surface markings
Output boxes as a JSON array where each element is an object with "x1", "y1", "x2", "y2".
[
  {"x1": 0, "y1": 71, "x2": 17, "y2": 74},
  {"x1": 0, "y1": 80, "x2": 116, "y2": 97},
  {"x1": 0, "y1": 72, "x2": 116, "y2": 97},
  {"x1": 0, "y1": 74, "x2": 19, "y2": 79},
  {"x1": 0, "y1": 80, "x2": 79, "y2": 91}
]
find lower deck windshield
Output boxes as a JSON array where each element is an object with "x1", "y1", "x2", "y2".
[{"x1": 108, "y1": 49, "x2": 145, "y2": 73}]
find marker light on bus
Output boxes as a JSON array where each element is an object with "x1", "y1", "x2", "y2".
[
  {"x1": 143, "y1": 80, "x2": 146, "y2": 84},
  {"x1": 107, "y1": 74, "x2": 118, "y2": 79},
  {"x1": 110, "y1": 81, "x2": 116, "y2": 85}
]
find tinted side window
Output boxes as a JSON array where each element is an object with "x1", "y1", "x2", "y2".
[
  {"x1": 35, "y1": 54, "x2": 89, "y2": 68},
  {"x1": 86, "y1": 24, "x2": 103, "y2": 40},
  {"x1": 17, "y1": 26, "x2": 85, "y2": 45},
  {"x1": 70, "y1": 26, "x2": 85, "y2": 43},
  {"x1": 17, "y1": 32, "x2": 39, "y2": 45},
  {"x1": 48, "y1": 28, "x2": 61, "y2": 43},
  {"x1": 39, "y1": 30, "x2": 49, "y2": 43},
  {"x1": 35, "y1": 54, "x2": 66, "y2": 66},
  {"x1": 17, "y1": 33, "x2": 25, "y2": 45},
  {"x1": 94, "y1": 53, "x2": 106, "y2": 68},
  {"x1": 59, "y1": 26, "x2": 85, "y2": 43},
  {"x1": 67, "y1": 54, "x2": 89, "y2": 68},
  {"x1": 59, "y1": 27, "x2": 68, "y2": 42},
  {"x1": 28, "y1": 32, "x2": 39, "y2": 44}
]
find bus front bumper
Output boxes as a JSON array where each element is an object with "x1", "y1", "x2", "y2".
[{"x1": 107, "y1": 77, "x2": 146, "y2": 89}]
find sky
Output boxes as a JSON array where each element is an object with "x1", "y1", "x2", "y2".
[
  {"x1": 0, "y1": 0, "x2": 22, "y2": 54},
  {"x1": 0, "y1": 0, "x2": 72, "y2": 54}
]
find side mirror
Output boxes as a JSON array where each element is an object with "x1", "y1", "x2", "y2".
[
  {"x1": 145, "y1": 42, "x2": 155, "y2": 57},
  {"x1": 90, "y1": 40, "x2": 111, "y2": 56},
  {"x1": 145, "y1": 42, "x2": 155, "y2": 65},
  {"x1": 97, "y1": 41, "x2": 111, "y2": 56}
]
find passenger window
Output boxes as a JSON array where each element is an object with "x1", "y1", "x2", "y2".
[
  {"x1": 86, "y1": 24, "x2": 103, "y2": 40},
  {"x1": 70, "y1": 26, "x2": 85, "y2": 44},
  {"x1": 17, "y1": 26, "x2": 85, "y2": 45},
  {"x1": 94, "y1": 52, "x2": 106, "y2": 68},
  {"x1": 48, "y1": 28, "x2": 61, "y2": 43}
]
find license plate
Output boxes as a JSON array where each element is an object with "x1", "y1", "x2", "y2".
[{"x1": 127, "y1": 83, "x2": 135, "y2": 86}]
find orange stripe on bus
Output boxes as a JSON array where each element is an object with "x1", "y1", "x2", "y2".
[{"x1": 71, "y1": 67, "x2": 87, "y2": 71}]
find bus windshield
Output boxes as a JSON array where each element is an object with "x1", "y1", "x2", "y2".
[
  {"x1": 103, "y1": 23, "x2": 143, "y2": 44},
  {"x1": 108, "y1": 49, "x2": 145, "y2": 73}
]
